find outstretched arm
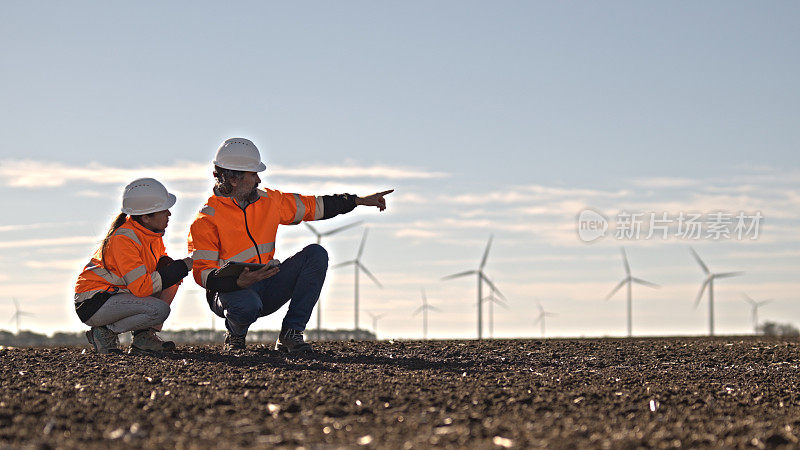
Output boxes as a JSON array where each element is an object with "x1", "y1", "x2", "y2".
[{"x1": 305, "y1": 189, "x2": 395, "y2": 222}]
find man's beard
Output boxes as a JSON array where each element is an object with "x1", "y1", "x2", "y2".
[
  {"x1": 235, "y1": 187, "x2": 259, "y2": 204},
  {"x1": 245, "y1": 188, "x2": 259, "y2": 203}
]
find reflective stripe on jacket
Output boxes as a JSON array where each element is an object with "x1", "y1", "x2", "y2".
[
  {"x1": 188, "y1": 188, "x2": 323, "y2": 288},
  {"x1": 74, "y1": 218, "x2": 168, "y2": 302}
]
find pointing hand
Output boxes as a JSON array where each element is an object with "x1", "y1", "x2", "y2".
[{"x1": 357, "y1": 189, "x2": 394, "y2": 212}]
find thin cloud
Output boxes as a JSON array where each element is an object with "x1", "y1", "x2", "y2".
[
  {"x1": 448, "y1": 185, "x2": 629, "y2": 205},
  {"x1": 394, "y1": 228, "x2": 441, "y2": 239},
  {"x1": 0, "y1": 221, "x2": 88, "y2": 233},
  {"x1": 0, "y1": 236, "x2": 98, "y2": 249},
  {"x1": 0, "y1": 159, "x2": 448, "y2": 188},
  {"x1": 271, "y1": 164, "x2": 449, "y2": 180},
  {"x1": 629, "y1": 177, "x2": 700, "y2": 188},
  {"x1": 24, "y1": 259, "x2": 85, "y2": 271}
]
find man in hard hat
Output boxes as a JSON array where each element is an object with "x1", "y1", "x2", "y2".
[{"x1": 188, "y1": 138, "x2": 392, "y2": 353}]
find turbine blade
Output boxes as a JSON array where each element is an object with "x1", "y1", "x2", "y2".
[
  {"x1": 533, "y1": 316, "x2": 542, "y2": 325},
  {"x1": 605, "y1": 279, "x2": 627, "y2": 300},
  {"x1": 322, "y1": 220, "x2": 363, "y2": 237},
  {"x1": 480, "y1": 235, "x2": 493, "y2": 270},
  {"x1": 421, "y1": 288, "x2": 427, "y2": 304},
  {"x1": 357, "y1": 228, "x2": 369, "y2": 259},
  {"x1": 480, "y1": 274, "x2": 505, "y2": 300},
  {"x1": 412, "y1": 306, "x2": 424, "y2": 316},
  {"x1": 304, "y1": 222, "x2": 320, "y2": 237},
  {"x1": 544, "y1": 312, "x2": 557, "y2": 317},
  {"x1": 621, "y1": 247, "x2": 631, "y2": 276},
  {"x1": 758, "y1": 299, "x2": 773, "y2": 307},
  {"x1": 331, "y1": 260, "x2": 356, "y2": 269},
  {"x1": 441, "y1": 270, "x2": 477, "y2": 280},
  {"x1": 695, "y1": 279, "x2": 710, "y2": 308},
  {"x1": 714, "y1": 271, "x2": 744, "y2": 279},
  {"x1": 741, "y1": 293, "x2": 755, "y2": 305},
  {"x1": 689, "y1": 247, "x2": 710, "y2": 275},
  {"x1": 427, "y1": 305, "x2": 441, "y2": 312},
  {"x1": 631, "y1": 277, "x2": 660, "y2": 289},
  {"x1": 359, "y1": 263, "x2": 382, "y2": 288}
]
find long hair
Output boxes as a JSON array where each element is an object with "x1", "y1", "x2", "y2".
[
  {"x1": 99, "y1": 213, "x2": 146, "y2": 266},
  {"x1": 100, "y1": 213, "x2": 127, "y2": 266}
]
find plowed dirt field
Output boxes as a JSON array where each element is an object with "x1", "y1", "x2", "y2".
[{"x1": 2, "y1": 337, "x2": 800, "y2": 448}]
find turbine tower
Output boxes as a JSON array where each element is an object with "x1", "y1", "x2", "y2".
[
  {"x1": 442, "y1": 236, "x2": 500, "y2": 340},
  {"x1": 413, "y1": 288, "x2": 440, "y2": 340},
  {"x1": 605, "y1": 247, "x2": 659, "y2": 337},
  {"x1": 332, "y1": 228, "x2": 382, "y2": 330},
  {"x1": 305, "y1": 221, "x2": 363, "y2": 331},
  {"x1": 742, "y1": 294, "x2": 771, "y2": 334},
  {"x1": 483, "y1": 281, "x2": 508, "y2": 339},
  {"x1": 366, "y1": 311, "x2": 386, "y2": 339},
  {"x1": 9, "y1": 298, "x2": 34, "y2": 334},
  {"x1": 533, "y1": 299, "x2": 556, "y2": 338},
  {"x1": 690, "y1": 247, "x2": 744, "y2": 336}
]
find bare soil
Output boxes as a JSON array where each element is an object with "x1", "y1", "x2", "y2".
[{"x1": 2, "y1": 337, "x2": 800, "y2": 449}]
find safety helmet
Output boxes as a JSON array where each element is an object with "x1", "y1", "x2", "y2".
[
  {"x1": 213, "y1": 138, "x2": 266, "y2": 172},
  {"x1": 121, "y1": 178, "x2": 177, "y2": 215}
]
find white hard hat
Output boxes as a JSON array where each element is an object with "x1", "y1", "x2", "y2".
[
  {"x1": 121, "y1": 178, "x2": 177, "y2": 215},
  {"x1": 213, "y1": 138, "x2": 266, "y2": 172}
]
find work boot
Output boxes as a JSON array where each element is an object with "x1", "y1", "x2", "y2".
[
  {"x1": 275, "y1": 327, "x2": 313, "y2": 353},
  {"x1": 130, "y1": 328, "x2": 176, "y2": 354},
  {"x1": 86, "y1": 326, "x2": 122, "y2": 355},
  {"x1": 223, "y1": 332, "x2": 246, "y2": 352}
]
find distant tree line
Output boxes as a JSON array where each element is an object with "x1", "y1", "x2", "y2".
[
  {"x1": 0, "y1": 329, "x2": 376, "y2": 347},
  {"x1": 757, "y1": 322, "x2": 800, "y2": 337}
]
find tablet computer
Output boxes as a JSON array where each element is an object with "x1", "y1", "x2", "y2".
[{"x1": 216, "y1": 262, "x2": 267, "y2": 278}]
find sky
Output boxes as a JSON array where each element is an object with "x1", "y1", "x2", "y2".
[{"x1": 1, "y1": 1, "x2": 798, "y2": 339}]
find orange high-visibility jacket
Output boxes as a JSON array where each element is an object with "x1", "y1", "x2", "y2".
[
  {"x1": 188, "y1": 188, "x2": 324, "y2": 289},
  {"x1": 74, "y1": 218, "x2": 168, "y2": 303}
]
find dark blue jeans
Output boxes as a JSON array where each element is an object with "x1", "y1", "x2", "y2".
[{"x1": 216, "y1": 244, "x2": 328, "y2": 336}]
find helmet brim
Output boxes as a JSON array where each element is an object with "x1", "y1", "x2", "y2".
[
  {"x1": 212, "y1": 160, "x2": 267, "y2": 173},
  {"x1": 121, "y1": 193, "x2": 177, "y2": 215}
]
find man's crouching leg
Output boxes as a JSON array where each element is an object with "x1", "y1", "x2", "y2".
[
  {"x1": 266, "y1": 244, "x2": 328, "y2": 353},
  {"x1": 218, "y1": 289, "x2": 262, "y2": 351}
]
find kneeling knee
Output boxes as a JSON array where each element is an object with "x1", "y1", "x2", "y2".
[{"x1": 152, "y1": 299, "x2": 171, "y2": 322}]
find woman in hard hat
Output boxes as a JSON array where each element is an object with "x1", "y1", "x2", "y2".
[{"x1": 74, "y1": 178, "x2": 193, "y2": 354}]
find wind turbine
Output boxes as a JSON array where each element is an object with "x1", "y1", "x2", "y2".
[
  {"x1": 442, "y1": 236, "x2": 500, "y2": 340},
  {"x1": 413, "y1": 288, "x2": 440, "y2": 340},
  {"x1": 9, "y1": 298, "x2": 34, "y2": 334},
  {"x1": 332, "y1": 228, "x2": 382, "y2": 330},
  {"x1": 366, "y1": 311, "x2": 386, "y2": 339},
  {"x1": 305, "y1": 221, "x2": 363, "y2": 245},
  {"x1": 605, "y1": 247, "x2": 659, "y2": 337},
  {"x1": 691, "y1": 247, "x2": 744, "y2": 336},
  {"x1": 305, "y1": 220, "x2": 363, "y2": 331},
  {"x1": 742, "y1": 294, "x2": 772, "y2": 334},
  {"x1": 533, "y1": 299, "x2": 556, "y2": 338},
  {"x1": 483, "y1": 281, "x2": 509, "y2": 339}
]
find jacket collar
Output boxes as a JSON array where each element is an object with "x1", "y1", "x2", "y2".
[{"x1": 126, "y1": 216, "x2": 165, "y2": 237}]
